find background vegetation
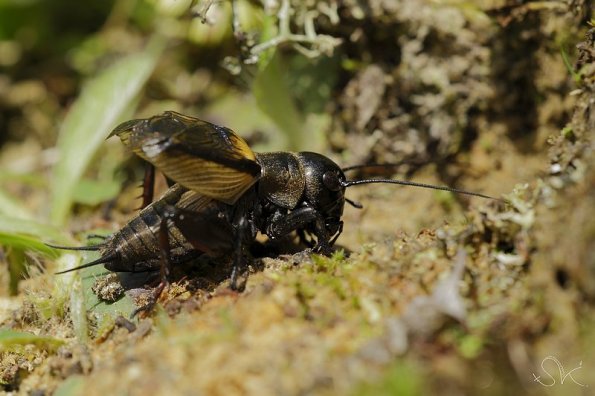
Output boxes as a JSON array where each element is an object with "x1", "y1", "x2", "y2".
[{"x1": 0, "y1": 0, "x2": 593, "y2": 395}]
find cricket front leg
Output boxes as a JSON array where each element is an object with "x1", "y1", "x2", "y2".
[
  {"x1": 229, "y1": 216, "x2": 251, "y2": 291},
  {"x1": 267, "y1": 207, "x2": 333, "y2": 256}
]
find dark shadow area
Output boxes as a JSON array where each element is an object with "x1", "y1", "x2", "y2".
[
  {"x1": 488, "y1": 14, "x2": 543, "y2": 151},
  {"x1": 111, "y1": 233, "x2": 346, "y2": 301}
]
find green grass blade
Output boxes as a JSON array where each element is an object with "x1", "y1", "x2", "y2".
[
  {"x1": 53, "y1": 253, "x2": 89, "y2": 342},
  {"x1": 0, "y1": 215, "x2": 66, "y2": 294},
  {"x1": 0, "y1": 233, "x2": 59, "y2": 257},
  {"x1": 0, "y1": 215, "x2": 66, "y2": 256},
  {"x1": 56, "y1": 250, "x2": 137, "y2": 332},
  {"x1": 560, "y1": 46, "x2": 581, "y2": 84},
  {"x1": 7, "y1": 248, "x2": 25, "y2": 295},
  {"x1": 0, "y1": 215, "x2": 66, "y2": 243},
  {"x1": 50, "y1": 37, "x2": 164, "y2": 225},
  {"x1": 0, "y1": 329, "x2": 65, "y2": 352}
]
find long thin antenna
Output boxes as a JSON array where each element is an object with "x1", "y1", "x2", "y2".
[
  {"x1": 343, "y1": 178, "x2": 503, "y2": 202},
  {"x1": 55, "y1": 253, "x2": 117, "y2": 275},
  {"x1": 342, "y1": 161, "x2": 423, "y2": 173}
]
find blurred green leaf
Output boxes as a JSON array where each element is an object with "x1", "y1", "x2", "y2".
[
  {"x1": 52, "y1": 249, "x2": 137, "y2": 336},
  {"x1": 59, "y1": 250, "x2": 137, "y2": 322},
  {"x1": 0, "y1": 189, "x2": 34, "y2": 220},
  {"x1": 0, "y1": 215, "x2": 66, "y2": 242},
  {"x1": 253, "y1": 52, "x2": 304, "y2": 151},
  {"x1": 287, "y1": 54, "x2": 340, "y2": 114},
  {"x1": 7, "y1": 248, "x2": 25, "y2": 294},
  {"x1": 81, "y1": 255, "x2": 137, "y2": 320},
  {"x1": 206, "y1": 94, "x2": 284, "y2": 152},
  {"x1": 0, "y1": 215, "x2": 67, "y2": 259},
  {"x1": 0, "y1": 170, "x2": 45, "y2": 186},
  {"x1": 51, "y1": 36, "x2": 164, "y2": 225},
  {"x1": 0, "y1": 233, "x2": 59, "y2": 257},
  {"x1": 254, "y1": 12, "x2": 279, "y2": 67},
  {"x1": 0, "y1": 329, "x2": 65, "y2": 352},
  {"x1": 0, "y1": 215, "x2": 64, "y2": 296},
  {"x1": 72, "y1": 141, "x2": 126, "y2": 206},
  {"x1": 72, "y1": 177, "x2": 122, "y2": 206},
  {"x1": 458, "y1": 334, "x2": 484, "y2": 359},
  {"x1": 54, "y1": 376, "x2": 85, "y2": 396}
]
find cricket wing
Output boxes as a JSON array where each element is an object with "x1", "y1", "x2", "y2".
[
  {"x1": 110, "y1": 111, "x2": 261, "y2": 204},
  {"x1": 172, "y1": 190, "x2": 235, "y2": 256}
]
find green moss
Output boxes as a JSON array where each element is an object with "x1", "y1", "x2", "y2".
[
  {"x1": 561, "y1": 126, "x2": 575, "y2": 140},
  {"x1": 354, "y1": 360, "x2": 426, "y2": 396},
  {"x1": 457, "y1": 334, "x2": 484, "y2": 359}
]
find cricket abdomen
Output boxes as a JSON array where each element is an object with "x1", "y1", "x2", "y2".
[{"x1": 100, "y1": 184, "x2": 197, "y2": 272}]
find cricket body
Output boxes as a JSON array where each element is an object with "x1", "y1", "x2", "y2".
[
  {"x1": 54, "y1": 111, "x2": 499, "y2": 314},
  {"x1": 74, "y1": 151, "x2": 348, "y2": 272}
]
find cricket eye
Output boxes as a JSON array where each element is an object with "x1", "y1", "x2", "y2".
[{"x1": 322, "y1": 171, "x2": 342, "y2": 191}]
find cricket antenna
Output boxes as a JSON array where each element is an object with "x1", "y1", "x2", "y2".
[
  {"x1": 342, "y1": 178, "x2": 504, "y2": 202},
  {"x1": 342, "y1": 161, "x2": 423, "y2": 173}
]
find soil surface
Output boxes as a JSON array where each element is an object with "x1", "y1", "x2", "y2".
[{"x1": 0, "y1": 1, "x2": 593, "y2": 395}]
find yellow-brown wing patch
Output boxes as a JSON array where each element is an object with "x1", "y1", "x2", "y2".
[
  {"x1": 110, "y1": 111, "x2": 260, "y2": 204},
  {"x1": 177, "y1": 189, "x2": 216, "y2": 212}
]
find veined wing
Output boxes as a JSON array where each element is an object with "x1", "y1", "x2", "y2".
[{"x1": 110, "y1": 111, "x2": 261, "y2": 204}]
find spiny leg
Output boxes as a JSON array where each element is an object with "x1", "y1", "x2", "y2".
[
  {"x1": 131, "y1": 212, "x2": 173, "y2": 317},
  {"x1": 138, "y1": 162, "x2": 155, "y2": 210},
  {"x1": 168, "y1": 205, "x2": 249, "y2": 291},
  {"x1": 161, "y1": 204, "x2": 244, "y2": 290}
]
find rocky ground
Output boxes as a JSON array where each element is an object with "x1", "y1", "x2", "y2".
[{"x1": 0, "y1": 1, "x2": 593, "y2": 395}]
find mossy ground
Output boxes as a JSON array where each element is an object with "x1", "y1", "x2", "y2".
[{"x1": 1, "y1": 1, "x2": 594, "y2": 395}]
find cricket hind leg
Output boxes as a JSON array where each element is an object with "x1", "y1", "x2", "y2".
[
  {"x1": 131, "y1": 215, "x2": 173, "y2": 318},
  {"x1": 163, "y1": 204, "x2": 250, "y2": 291},
  {"x1": 137, "y1": 162, "x2": 156, "y2": 210},
  {"x1": 131, "y1": 203, "x2": 236, "y2": 317},
  {"x1": 110, "y1": 253, "x2": 202, "y2": 302},
  {"x1": 131, "y1": 200, "x2": 258, "y2": 317},
  {"x1": 137, "y1": 162, "x2": 176, "y2": 211}
]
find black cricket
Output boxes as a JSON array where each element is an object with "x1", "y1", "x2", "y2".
[{"x1": 50, "y1": 111, "x2": 499, "y2": 315}]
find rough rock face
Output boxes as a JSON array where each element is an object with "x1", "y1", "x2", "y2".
[
  {"x1": 330, "y1": 1, "x2": 581, "y2": 177},
  {"x1": 1, "y1": 1, "x2": 593, "y2": 395}
]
